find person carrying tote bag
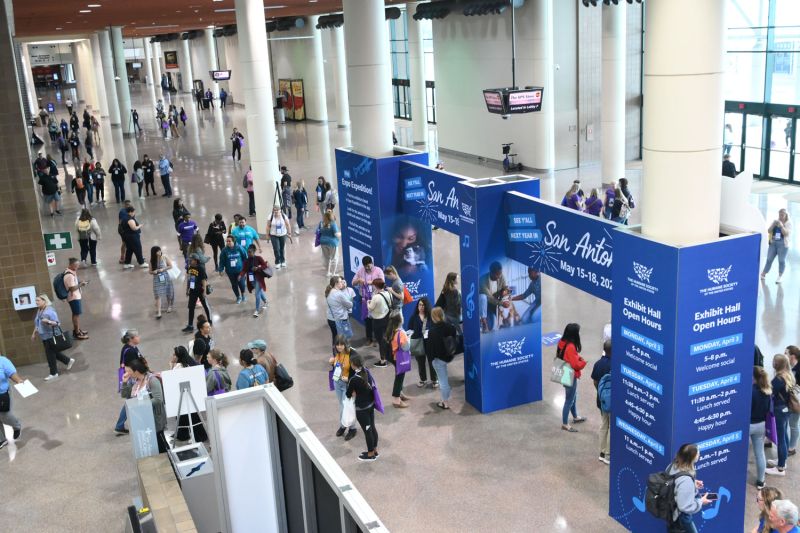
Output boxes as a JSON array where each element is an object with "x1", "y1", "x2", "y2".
[
  {"x1": 386, "y1": 314, "x2": 412, "y2": 408},
  {"x1": 557, "y1": 323, "x2": 587, "y2": 433}
]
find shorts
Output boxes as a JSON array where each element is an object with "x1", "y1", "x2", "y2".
[
  {"x1": 68, "y1": 299, "x2": 82, "y2": 316},
  {"x1": 44, "y1": 192, "x2": 60, "y2": 204}
]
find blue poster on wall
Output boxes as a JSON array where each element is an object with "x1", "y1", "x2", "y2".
[
  {"x1": 609, "y1": 229, "x2": 759, "y2": 533},
  {"x1": 399, "y1": 161, "x2": 471, "y2": 234},
  {"x1": 505, "y1": 191, "x2": 615, "y2": 302}
]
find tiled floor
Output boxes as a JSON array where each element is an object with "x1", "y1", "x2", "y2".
[{"x1": 2, "y1": 83, "x2": 799, "y2": 532}]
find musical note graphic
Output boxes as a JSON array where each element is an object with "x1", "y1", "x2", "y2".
[
  {"x1": 468, "y1": 362, "x2": 478, "y2": 380},
  {"x1": 701, "y1": 486, "x2": 731, "y2": 520},
  {"x1": 462, "y1": 234, "x2": 470, "y2": 248},
  {"x1": 631, "y1": 496, "x2": 645, "y2": 513},
  {"x1": 465, "y1": 283, "x2": 476, "y2": 318}
]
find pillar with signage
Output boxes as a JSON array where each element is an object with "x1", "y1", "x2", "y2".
[{"x1": 608, "y1": 230, "x2": 759, "y2": 532}]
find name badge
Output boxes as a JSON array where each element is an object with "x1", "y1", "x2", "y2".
[
  {"x1": 230, "y1": 259, "x2": 236, "y2": 267},
  {"x1": 158, "y1": 273, "x2": 166, "y2": 283},
  {"x1": 189, "y1": 276, "x2": 196, "y2": 290},
  {"x1": 423, "y1": 330, "x2": 429, "y2": 339},
  {"x1": 240, "y1": 239, "x2": 246, "y2": 247},
  {"x1": 775, "y1": 231, "x2": 782, "y2": 240},
  {"x1": 248, "y1": 273, "x2": 255, "y2": 282}
]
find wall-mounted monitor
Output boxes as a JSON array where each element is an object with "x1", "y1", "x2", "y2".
[
  {"x1": 211, "y1": 70, "x2": 231, "y2": 81},
  {"x1": 131, "y1": 62, "x2": 142, "y2": 69},
  {"x1": 507, "y1": 88, "x2": 543, "y2": 113},
  {"x1": 482, "y1": 89, "x2": 505, "y2": 114}
]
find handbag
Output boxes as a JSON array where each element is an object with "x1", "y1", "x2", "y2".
[
  {"x1": 550, "y1": 357, "x2": 568, "y2": 384},
  {"x1": 788, "y1": 384, "x2": 800, "y2": 414},
  {"x1": 341, "y1": 397, "x2": 356, "y2": 428},
  {"x1": 335, "y1": 318, "x2": 353, "y2": 339},
  {"x1": 0, "y1": 391, "x2": 9, "y2": 412},
  {"x1": 118, "y1": 367, "x2": 125, "y2": 393},
  {"x1": 561, "y1": 365, "x2": 575, "y2": 387},
  {"x1": 262, "y1": 265, "x2": 274, "y2": 279},
  {"x1": 410, "y1": 337, "x2": 425, "y2": 357},
  {"x1": 274, "y1": 363, "x2": 294, "y2": 391},
  {"x1": 394, "y1": 332, "x2": 412, "y2": 375},
  {"x1": 48, "y1": 325, "x2": 73, "y2": 352},
  {"x1": 209, "y1": 370, "x2": 227, "y2": 396},
  {"x1": 168, "y1": 263, "x2": 181, "y2": 280},
  {"x1": 314, "y1": 224, "x2": 321, "y2": 247},
  {"x1": 366, "y1": 369, "x2": 384, "y2": 414},
  {"x1": 442, "y1": 336, "x2": 459, "y2": 363},
  {"x1": 766, "y1": 397, "x2": 778, "y2": 444},
  {"x1": 328, "y1": 369, "x2": 335, "y2": 391}
]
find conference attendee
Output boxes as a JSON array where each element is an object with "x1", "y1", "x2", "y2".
[
  {"x1": 761, "y1": 209, "x2": 792, "y2": 284},
  {"x1": 177, "y1": 212, "x2": 198, "y2": 260},
  {"x1": 315, "y1": 176, "x2": 327, "y2": 212},
  {"x1": 171, "y1": 197, "x2": 190, "y2": 248},
  {"x1": 244, "y1": 167, "x2": 255, "y2": 216},
  {"x1": 108, "y1": 158, "x2": 128, "y2": 204},
  {"x1": 351, "y1": 256, "x2": 385, "y2": 348},
  {"x1": 120, "y1": 358, "x2": 169, "y2": 453},
  {"x1": 345, "y1": 353, "x2": 379, "y2": 462},
  {"x1": 767, "y1": 354, "x2": 795, "y2": 476},
  {"x1": 0, "y1": 353, "x2": 25, "y2": 449},
  {"x1": 63, "y1": 258, "x2": 89, "y2": 340},
  {"x1": 230, "y1": 128, "x2": 244, "y2": 161},
  {"x1": 159, "y1": 154, "x2": 174, "y2": 197},
  {"x1": 241, "y1": 244, "x2": 270, "y2": 318},
  {"x1": 206, "y1": 350, "x2": 232, "y2": 396},
  {"x1": 319, "y1": 211, "x2": 341, "y2": 276},
  {"x1": 617, "y1": 178, "x2": 635, "y2": 223},
  {"x1": 183, "y1": 255, "x2": 212, "y2": 333},
  {"x1": 428, "y1": 307, "x2": 458, "y2": 409},
  {"x1": 367, "y1": 279, "x2": 392, "y2": 368},
  {"x1": 217, "y1": 236, "x2": 248, "y2": 304},
  {"x1": 231, "y1": 216, "x2": 261, "y2": 253},
  {"x1": 219, "y1": 88, "x2": 228, "y2": 108},
  {"x1": 386, "y1": 314, "x2": 411, "y2": 408},
  {"x1": 330, "y1": 335, "x2": 358, "y2": 440},
  {"x1": 205, "y1": 214, "x2": 227, "y2": 270},
  {"x1": 667, "y1": 443, "x2": 713, "y2": 532},
  {"x1": 236, "y1": 349, "x2": 268, "y2": 390},
  {"x1": 38, "y1": 154, "x2": 61, "y2": 217},
  {"x1": 279, "y1": 166, "x2": 292, "y2": 189},
  {"x1": 511, "y1": 267, "x2": 541, "y2": 324},
  {"x1": 752, "y1": 366, "x2": 772, "y2": 489},
  {"x1": 246, "y1": 339, "x2": 272, "y2": 379},
  {"x1": 557, "y1": 323, "x2": 586, "y2": 432},
  {"x1": 768, "y1": 499, "x2": 800, "y2": 533},
  {"x1": 753, "y1": 486, "x2": 783, "y2": 533},
  {"x1": 611, "y1": 187, "x2": 630, "y2": 224},
  {"x1": 408, "y1": 297, "x2": 436, "y2": 388},
  {"x1": 584, "y1": 188, "x2": 603, "y2": 216},
  {"x1": 75, "y1": 209, "x2": 101, "y2": 267},
  {"x1": 722, "y1": 154, "x2": 739, "y2": 178},
  {"x1": 787, "y1": 346, "x2": 800, "y2": 455},
  {"x1": 93, "y1": 161, "x2": 105, "y2": 204},
  {"x1": 435, "y1": 272, "x2": 462, "y2": 329},
  {"x1": 149, "y1": 246, "x2": 175, "y2": 319},
  {"x1": 591, "y1": 340, "x2": 612, "y2": 464},
  {"x1": 142, "y1": 155, "x2": 157, "y2": 197},
  {"x1": 560, "y1": 182, "x2": 584, "y2": 211},
  {"x1": 292, "y1": 181, "x2": 308, "y2": 234},
  {"x1": 192, "y1": 318, "x2": 213, "y2": 369},
  {"x1": 121, "y1": 206, "x2": 147, "y2": 269},
  {"x1": 723, "y1": 123, "x2": 734, "y2": 155},
  {"x1": 31, "y1": 294, "x2": 75, "y2": 381},
  {"x1": 603, "y1": 180, "x2": 617, "y2": 219},
  {"x1": 268, "y1": 206, "x2": 291, "y2": 269},
  {"x1": 325, "y1": 276, "x2": 356, "y2": 345},
  {"x1": 114, "y1": 329, "x2": 144, "y2": 434},
  {"x1": 479, "y1": 261, "x2": 508, "y2": 332}
]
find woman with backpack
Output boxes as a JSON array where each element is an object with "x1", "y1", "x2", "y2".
[
  {"x1": 386, "y1": 314, "x2": 411, "y2": 408},
  {"x1": 427, "y1": 306, "x2": 458, "y2": 410},
  {"x1": 767, "y1": 354, "x2": 796, "y2": 476},
  {"x1": 206, "y1": 349, "x2": 232, "y2": 395},
  {"x1": 236, "y1": 349, "x2": 268, "y2": 390},
  {"x1": 345, "y1": 353, "x2": 379, "y2": 462},
  {"x1": 330, "y1": 335, "x2": 358, "y2": 440},
  {"x1": 611, "y1": 186, "x2": 630, "y2": 224},
  {"x1": 75, "y1": 209, "x2": 101, "y2": 267},
  {"x1": 556, "y1": 323, "x2": 587, "y2": 433},
  {"x1": 120, "y1": 358, "x2": 169, "y2": 453},
  {"x1": 751, "y1": 366, "x2": 772, "y2": 489},
  {"x1": 666, "y1": 443, "x2": 713, "y2": 532}
]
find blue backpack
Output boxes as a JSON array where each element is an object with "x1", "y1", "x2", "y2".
[
  {"x1": 598, "y1": 373, "x2": 612, "y2": 413},
  {"x1": 53, "y1": 271, "x2": 69, "y2": 300}
]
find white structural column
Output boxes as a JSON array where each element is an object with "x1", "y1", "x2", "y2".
[
  {"x1": 144, "y1": 38, "x2": 157, "y2": 105},
  {"x1": 204, "y1": 28, "x2": 218, "y2": 91},
  {"x1": 529, "y1": 0, "x2": 555, "y2": 170},
  {"x1": 72, "y1": 43, "x2": 86, "y2": 106},
  {"x1": 153, "y1": 42, "x2": 163, "y2": 92},
  {"x1": 641, "y1": 0, "x2": 725, "y2": 244},
  {"x1": 111, "y1": 27, "x2": 133, "y2": 134},
  {"x1": 98, "y1": 30, "x2": 121, "y2": 126},
  {"x1": 179, "y1": 38, "x2": 195, "y2": 93},
  {"x1": 75, "y1": 40, "x2": 98, "y2": 111},
  {"x1": 235, "y1": 0, "x2": 280, "y2": 235},
  {"x1": 406, "y1": 4, "x2": 427, "y2": 144},
  {"x1": 601, "y1": 5, "x2": 626, "y2": 183},
  {"x1": 90, "y1": 34, "x2": 109, "y2": 118},
  {"x1": 332, "y1": 27, "x2": 350, "y2": 128},
  {"x1": 20, "y1": 44, "x2": 38, "y2": 116},
  {"x1": 307, "y1": 16, "x2": 328, "y2": 122},
  {"x1": 343, "y1": 0, "x2": 394, "y2": 157}
]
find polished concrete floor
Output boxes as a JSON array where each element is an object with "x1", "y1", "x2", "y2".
[{"x1": 3, "y1": 84, "x2": 799, "y2": 532}]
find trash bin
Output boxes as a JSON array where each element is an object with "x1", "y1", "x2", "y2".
[
  {"x1": 274, "y1": 106, "x2": 285, "y2": 123},
  {"x1": 202, "y1": 98, "x2": 210, "y2": 110}
]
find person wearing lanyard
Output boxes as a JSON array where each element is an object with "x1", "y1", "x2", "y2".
[
  {"x1": 182, "y1": 254, "x2": 212, "y2": 333},
  {"x1": 240, "y1": 244, "x2": 270, "y2": 317},
  {"x1": 217, "y1": 236, "x2": 248, "y2": 304},
  {"x1": 0, "y1": 354, "x2": 25, "y2": 449},
  {"x1": 230, "y1": 216, "x2": 261, "y2": 253},
  {"x1": 351, "y1": 256, "x2": 385, "y2": 348},
  {"x1": 761, "y1": 208, "x2": 792, "y2": 284},
  {"x1": 269, "y1": 206, "x2": 292, "y2": 269}
]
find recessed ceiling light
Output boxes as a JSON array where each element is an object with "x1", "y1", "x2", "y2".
[
  {"x1": 310, "y1": 0, "x2": 318, "y2": 3},
  {"x1": 87, "y1": 3, "x2": 101, "y2": 7},
  {"x1": 79, "y1": 9, "x2": 91, "y2": 13},
  {"x1": 265, "y1": 5, "x2": 287, "y2": 8},
  {"x1": 56, "y1": 27, "x2": 63, "y2": 30},
  {"x1": 214, "y1": 8, "x2": 234, "y2": 12},
  {"x1": 66, "y1": 21, "x2": 72, "y2": 24}
]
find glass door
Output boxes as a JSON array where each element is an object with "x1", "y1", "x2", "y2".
[
  {"x1": 724, "y1": 112, "x2": 744, "y2": 169},
  {"x1": 744, "y1": 114, "x2": 767, "y2": 177},
  {"x1": 768, "y1": 116, "x2": 794, "y2": 180}
]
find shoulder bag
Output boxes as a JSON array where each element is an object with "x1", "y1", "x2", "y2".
[
  {"x1": 394, "y1": 331, "x2": 412, "y2": 375},
  {"x1": 550, "y1": 357, "x2": 568, "y2": 385},
  {"x1": 274, "y1": 363, "x2": 294, "y2": 391},
  {"x1": 48, "y1": 325, "x2": 73, "y2": 352}
]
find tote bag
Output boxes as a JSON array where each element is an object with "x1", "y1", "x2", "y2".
[
  {"x1": 766, "y1": 397, "x2": 778, "y2": 443},
  {"x1": 394, "y1": 332, "x2": 412, "y2": 375},
  {"x1": 48, "y1": 325, "x2": 73, "y2": 352}
]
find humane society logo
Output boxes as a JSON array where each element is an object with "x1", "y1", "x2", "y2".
[
  {"x1": 628, "y1": 261, "x2": 658, "y2": 295},
  {"x1": 461, "y1": 202, "x2": 472, "y2": 217},
  {"x1": 405, "y1": 280, "x2": 422, "y2": 297},
  {"x1": 700, "y1": 265, "x2": 738, "y2": 296},
  {"x1": 498, "y1": 337, "x2": 526, "y2": 357}
]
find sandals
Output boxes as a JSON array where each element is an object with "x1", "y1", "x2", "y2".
[
  {"x1": 561, "y1": 425, "x2": 578, "y2": 433},
  {"x1": 436, "y1": 402, "x2": 450, "y2": 410}
]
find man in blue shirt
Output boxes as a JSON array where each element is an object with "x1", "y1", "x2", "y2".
[
  {"x1": 158, "y1": 153, "x2": 173, "y2": 198},
  {"x1": 591, "y1": 340, "x2": 612, "y2": 465},
  {"x1": 230, "y1": 216, "x2": 261, "y2": 253},
  {"x1": 769, "y1": 499, "x2": 800, "y2": 533},
  {"x1": 0, "y1": 355, "x2": 25, "y2": 449},
  {"x1": 177, "y1": 213, "x2": 198, "y2": 259},
  {"x1": 217, "y1": 235, "x2": 248, "y2": 303},
  {"x1": 511, "y1": 267, "x2": 541, "y2": 324}
]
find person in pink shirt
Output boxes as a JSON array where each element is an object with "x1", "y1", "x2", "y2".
[
  {"x1": 64, "y1": 258, "x2": 89, "y2": 340},
  {"x1": 351, "y1": 256, "x2": 384, "y2": 347}
]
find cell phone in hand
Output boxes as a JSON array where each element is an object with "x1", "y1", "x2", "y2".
[{"x1": 704, "y1": 493, "x2": 718, "y2": 501}]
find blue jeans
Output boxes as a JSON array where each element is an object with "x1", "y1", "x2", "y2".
[
  {"x1": 296, "y1": 206, "x2": 305, "y2": 229},
  {"x1": 562, "y1": 380, "x2": 579, "y2": 425},
  {"x1": 478, "y1": 294, "x2": 496, "y2": 331},
  {"x1": 775, "y1": 407, "x2": 790, "y2": 468},
  {"x1": 227, "y1": 271, "x2": 246, "y2": 299},
  {"x1": 763, "y1": 240, "x2": 788, "y2": 276},
  {"x1": 671, "y1": 512, "x2": 698, "y2": 533},
  {"x1": 750, "y1": 421, "x2": 766, "y2": 484},
  {"x1": 789, "y1": 412, "x2": 800, "y2": 451},
  {"x1": 115, "y1": 404, "x2": 127, "y2": 431},
  {"x1": 432, "y1": 358, "x2": 451, "y2": 401},
  {"x1": 334, "y1": 379, "x2": 355, "y2": 430},
  {"x1": 254, "y1": 284, "x2": 267, "y2": 312}
]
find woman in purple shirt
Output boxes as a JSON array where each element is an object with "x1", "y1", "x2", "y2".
[{"x1": 584, "y1": 188, "x2": 604, "y2": 216}]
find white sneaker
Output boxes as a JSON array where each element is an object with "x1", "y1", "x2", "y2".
[
  {"x1": 776, "y1": 276, "x2": 782, "y2": 284},
  {"x1": 80, "y1": 260, "x2": 87, "y2": 268},
  {"x1": 67, "y1": 358, "x2": 75, "y2": 370},
  {"x1": 253, "y1": 311, "x2": 259, "y2": 318},
  {"x1": 598, "y1": 455, "x2": 610, "y2": 465},
  {"x1": 139, "y1": 263, "x2": 150, "y2": 269},
  {"x1": 768, "y1": 459, "x2": 778, "y2": 467},
  {"x1": 44, "y1": 374, "x2": 59, "y2": 381},
  {"x1": 293, "y1": 229, "x2": 300, "y2": 235},
  {"x1": 766, "y1": 466, "x2": 786, "y2": 476},
  {"x1": 281, "y1": 262, "x2": 287, "y2": 268},
  {"x1": 123, "y1": 264, "x2": 134, "y2": 269}
]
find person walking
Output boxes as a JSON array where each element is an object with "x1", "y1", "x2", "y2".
[
  {"x1": 0, "y1": 353, "x2": 25, "y2": 449},
  {"x1": 90, "y1": 115, "x2": 100, "y2": 143},
  {"x1": 158, "y1": 154, "x2": 174, "y2": 197},
  {"x1": 47, "y1": 117, "x2": 58, "y2": 141},
  {"x1": 109, "y1": 158, "x2": 128, "y2": 203},
  {"x1": 121, "y1": 206, "x2": 147, "y2": 269},
  {"x1": 32, "y1": 294, "x2": 75, "y2": 381},
  {"x1": 149, "y1": 246, "x2": 175, "y2": 319},
  {"x1": 325, "y1": 276, "x2": 356, "y2": 346},
  {"x1": 767, "y1": 354, "x2": 795, "y2": 476},
  {"x1": 245, "y1": 166, "x2": 255, "y2": 216},
  {"x1": 352, "y1": 256, "x2": 385, "y2": 348},
  {"x1": 132, "y1": 159, "x2": 144, "y2": 199},
  {"x1": 292, "y1": 181, "x2": 308, "y2": 234},
  {"x1": 63, "y1": 258, "x2": 90, "y2": 340},
  {"x1": 93, "y1": 161, "x2": 106, "y2": 204},
  {"x1": 183, "y1": 254, "x2": 212, "y2": 333},
  {"x1": 330, "y1": 335, "x2": 358, "y2": 440},
  {"x1": 281, "y1": 181, "x2": 293, "y2": 222},
  {"x1": 345, "y1": 353, "x2": 379, "y2": 462},
  {"x1": 179, "y1": 107, "x2": 187, "y2": 127},
  {"x1": 323, "y1": 182, "x2": 338, "y2": 212},
  {"x1": 120, "y1": 358, "x2": 169, "y2": 453},
  {"x1": 666, "y1": 443, "x2": 713, "y2": 533},
  {"x1": 192, "y1": 318, "x2": 214, "y2": 369},
  {"x1": 237, "y1": 349, "x2": 268, "y2": 390},
  {"x1": 315, "y1": 176, "x2": 327, "y2": 212},
  {"x1": 435, "y1": 272, "x2": 462, "y2": 329},
  {"x1": 557, "y1": 323, "x2": 587, "y2": 432},
  {"x1": 752, "y1": 366, "x2": 772, "y2": 489},
  {"x1": 230, "y1": 216, "x2": 261, "y2": 253},
  {"x1": 177, "y1": 212, "x2": 198, "y2": 260},
  {"x1": 761, "y1": 209, "x2": 792, "y2": 283},
  {"x1": 38, "y1": 154, "x2": 62, "y2": 217},
  {"x1": 67, "y1": 131, "x2": 81, "y2": 161},
  {"x1": 70, "y1": 168, "x2": 88, "y2": 208},
  {"x1": 217, "y1": 236, "x2": 248, "y2": 304},
  {"x1": 206, "y1": 350, "x2": 232, "y2": 395},
  {"x1": 241, "y1": 244, "x2": 270, "y2": 318},
  {"x1": 81, "y1": 160, "x2": 95, "y2": 206},
  {"x1": 205, "y1": 214, "x2": 227, "y2": 270},
  {"x1": 84, "y1": 130, "x2": 94, "y2": 161},
  {"x1": 368, "y1": 279, "x2": 392, "y2": 368},
  {"x1": 787, "y1": 346, "x2": 800, "y2": 455},
  {"x1": 591, "y1": 340, "x2": 612, "y2": 464},
  {"x1": 219, "y1": 88, "x2": 228, "y2": 108},
  {"x1": 409, "y1": 297, "x2": 437, "y2": 388},
  {"x1": 386, "y1": 313, "x2": 411, "y2": 408},
  {"x1": 75, "y1": 209, "x2": 101, "y2": 267},
  {"x1": 230, "y1": 128, "x2": 244, "y2": 161},
  {"x1": 268, "y1": 206, "x2": 291, "y2": 269},
  {"x1": 57, "y1": 132, "x2": 69, "y2": 164},
  {"x1": 319, "y1": 211, "x2": 341, "y2": 276},
  {"x1": 427, "y1": 306, "x2": 458, "y2": 409},
  {"x1": 142, "y1": 155, "x2": 156, "y2": 196}
]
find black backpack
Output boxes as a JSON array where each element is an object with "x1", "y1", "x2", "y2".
[
  {"x1": 645, "y1": 469, "x2": 692, "y2": 521},
  {"x1": 53, "y1": 271, "x2": 70, "y2": 300}
]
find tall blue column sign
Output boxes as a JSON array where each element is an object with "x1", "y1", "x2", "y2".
[{"x1": 609, "y1": 230, "x2": 760, "y2": 532}]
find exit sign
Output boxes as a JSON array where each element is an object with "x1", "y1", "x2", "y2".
[{"x1": 44, "y1": 232, "x2": 72, "y2": 251}]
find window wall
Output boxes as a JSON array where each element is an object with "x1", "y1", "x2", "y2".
[{"x1": 389, "y1": 12, "x2": 436, "y2": 124}]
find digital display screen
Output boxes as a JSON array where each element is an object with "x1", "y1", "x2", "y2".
[
  {"x1": 507, "y1": 88, "x2": 543, "y2": 113},
  {"x1": 211, "y1": 70, "x2": 231, "y2": 81},
  {"x1": 483, "y1": 90, "x2": 505, "y2": 114},
  {"x1": 132, "y1": 62, "x2": 142, "y2": 69}
]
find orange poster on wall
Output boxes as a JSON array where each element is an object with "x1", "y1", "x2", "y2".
[
  {"x1": 278, "y1": 79, "x2": 293, "y2": 120},
  {"x1": 291, "y1": 80, "x2": 305, "y2": 121}
]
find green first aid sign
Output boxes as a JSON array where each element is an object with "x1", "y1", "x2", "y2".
[{"x1": 44, "y1": 232, "x2": 73, "y2": 251}]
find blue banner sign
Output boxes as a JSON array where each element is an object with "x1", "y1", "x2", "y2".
[{"x1": 399, "y1": 162, "x2": 471, "y2": 234}]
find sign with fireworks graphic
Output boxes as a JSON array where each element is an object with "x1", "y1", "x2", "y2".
[
  {"x1": 400, "y1": 162, "x2": 471, "y2": 234},
  {"x1": 505, "y1": 191, "x2": 616, "y2": 302}
]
